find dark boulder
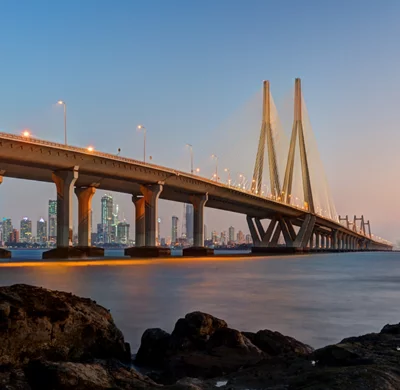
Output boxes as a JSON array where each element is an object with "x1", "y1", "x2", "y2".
[
  {"x1": 251, "y1": 329, "x2": 313, "y2": 356},
  {"x1": 135, "y1": 328, "x2": 171, "y2": 367},
  {"x1": 0, "y1": 284, "x2": 130, "y2": 366},
  {"x1": 169, "y1": 312, "x2": 227, "y2": 351}
]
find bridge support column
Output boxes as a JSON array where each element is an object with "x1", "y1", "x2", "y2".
[
  {"x1": 183, "y1": 194, "x2": 214, "y2": 256},
  {"x1": 0, "y1": 173, "x2": 10, "y2": 258},
  {"x1": 125, "y1": 183, "x2": 171, "y2": 258},
  {"x1": 315, "y1": 233, "x2": 320, "y2": 249},
  {"x1": 43, "y1": 166, "x2": 81, "y2": 259},
  {"x1": 321, "y1": 235, "x2": 325, "y2": 249},
  {"x1": 309, "y1": 234, "x2": 314, "y2": 249},
  {"x1": 132, "y1": 195, "x2": 145, "y2": 247},
  {"x1": 74, "y1": 187, "x2": 104, "y2": 257},
  {"x1": 332, "y1": 230, "x2": 338, "y2": 250}
]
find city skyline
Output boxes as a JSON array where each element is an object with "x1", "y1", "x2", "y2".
[{"x1": 0, "y1": 1, "x2": 399, "y2": 243}]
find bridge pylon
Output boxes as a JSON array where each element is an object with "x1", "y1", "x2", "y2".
[
  {"x1": 251, "y1": 80, "x2": 281, "y2": 197},
  {"x1": 282, "y1": 78, "x2": 314, "y2": 213}
]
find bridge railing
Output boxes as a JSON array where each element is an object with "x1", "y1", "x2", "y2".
[{"x1": 0, "y1": 132, "x2": 391, "y2": 247}]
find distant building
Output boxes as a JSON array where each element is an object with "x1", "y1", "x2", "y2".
[
  {"x1": 101, "y1": 195, "x2": 113, "y2": 243},
  {"x1": 157, "y1": 217, "x2": 161, "y2": 245},
  {"x1": 9, "y1": 229, "x2": 19, "y2": 243},
  {"x1": 2, "y1": 218, "x2": 12, "y2": 244},
  {"x1": 220, "y1": 231, "x2": 226, "y2": 246},
  {"x1": 37, "y1": 218, "x2": 47, "y2": 243},
  {"x1": 20, "y1": 217, "x2": 32, "y2": 242},
  {"x1": 212, "y1": 231, "x2": 218, "y2": 244},
  {"x1": 117, "y1": 221, "x2": 130, "y2": 244},
  {"x1": 237, "y1": 230, "x2": 245, "y2": 244},
  {"x1": 228, "y1": 226, "x2": 235, "y2": 243},
  {"x1": 245, "y1": 234, "x2": 252, "y2": 244},
  {"x1": 171, "y1": 216, "x2": 179, "y2": 244},
  {"x1": 96, "y1": 223, "x2": 103, "y2": 243},
  {"x1": 48, "y1": 200, "x2": 57, "y2": 241},
  {"x1": 185, "y1": 204, "x2": 193, "y2": 240},
  {"x1": 204, "y1": 224, "x2": 207, "y2": 241}
]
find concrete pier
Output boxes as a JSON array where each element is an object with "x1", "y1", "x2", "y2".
[
  {"x1": 74, "y1": 186, "x2": 104, "y2": 257},
  {"x1": 183, "y1": 193, "x2": 214, "y2": 256}
]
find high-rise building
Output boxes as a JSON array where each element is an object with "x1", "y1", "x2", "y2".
[
  {"x1": 237, "y1": 230, "x2": 245, "y2": 244},
  {"x1": 20, "y1": 217, "x2": 32, "y2": 242},
  {"x1": 245, "y1": 234, "x2": 252, "y2": 244},
  {"x1": 220, "y1": 231, "x2": 227, "y2": 246},
  {"x1": 204, "y1": 224, "x2": 207, "y2": 241},
  {"x1": 101, "y1": 194, "x2": 113, "y2": 243},
  {"x1": 212, "y1": 231, "x2": 218, "y2": 243},
  {"x1": 228, "y1": 226, "x2": 235, "y2": 243},
  {"x1": 9, "y1": 229, "x2": 19, "y2": 243},
  {"x1": 96, "y1": 223, "x2": 103, "y2": 243},
  {"x1": 185, "y1": 204, "x2": 193, "y2": 240},
  {"x1": 48, "y1": 200, "x2": 57, "y2": 241},
  {"x1": 37, "y1": 218, "x2": 47, "y2": 243},
  {"x1": 2, "y1": 218, "x2": 12, "y2": 244},
  {"x1": 0, "y1": 221, "x2": 3, "y2": 243},
  {"x1": 117, "y1": 221, "x2": 130, "y2": 244},
  {"x1": 171, "y1": 216, "x2": 179, "y2": 244}
]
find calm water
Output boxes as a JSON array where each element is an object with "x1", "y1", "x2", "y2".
[{"x1": 0, "y1": 250, "x2": 399, "y2": 351}]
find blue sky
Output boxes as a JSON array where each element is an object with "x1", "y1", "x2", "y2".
[{"x1": 0, "y1": 0, "x2": 399, "y2": 242}]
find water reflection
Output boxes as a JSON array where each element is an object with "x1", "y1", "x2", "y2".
[{"x1": 0, "y1": 251, "x2": 399, "y2": 351}]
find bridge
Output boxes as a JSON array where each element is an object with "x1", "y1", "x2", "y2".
[{"x1": 0, "y1": 78, "x2": 392, "y2": 258}]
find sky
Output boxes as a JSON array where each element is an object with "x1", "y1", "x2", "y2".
[{"x1": 0, "y1": 0, "x2": 399, "y2": 243}]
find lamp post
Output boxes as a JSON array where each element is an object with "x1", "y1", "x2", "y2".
[
  {"x1": 224, "y1": 168, "x2": 231, "y2": 186},
  {"x1": 186, "y1": 143, "x2": 193, "y2": 174},
  {"x1": 211, "y1": 154, "x2": 218, "y2": 182},
  {"x1": 137, "y1": 125, "x2": 146, "y2": 163},
  {"x1": 57, "y1": 100, "x2": 67, "y2": 145}
]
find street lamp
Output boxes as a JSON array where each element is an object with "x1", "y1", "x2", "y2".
[
  {"x1": 57, "y1": 100, "x2": 67, "y2": 145},
  {"x1": 87, "y1": 146, "x2": 94, "y2": 152},
  {"x1": 186, "y1": 143, "x2": 193, "y2": 174},
  {"x1": 211, "y1": 154, "x2": 218, "y2": 182},
  {"x1": 22, "y1": 130, "x2": 31, "y2": 138},
  {"x1": 137, "y1": 125, "x2": 146, "y2": 163},
  {"x1": 195, "y1": 167, "x2": 200, "y2": 174},
  {"x1": 224, "y1": 168, "x2": 231, "y2": 186}
]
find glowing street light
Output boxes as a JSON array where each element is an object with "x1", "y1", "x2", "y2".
[
  {"x1": 186, "y1": 143, "x2": 193, "y2": 174},
  {"x1": 224, "y1": 168, "x2": 231, "y2": 186},
  {"x1": 195, "y1": 167, "x2": 200, "y2": 174},
  {"x1": 137, "y1": 125, "x2": 146, "y2": 163},
  {"x1": 57, "y1": 100, "x2": 67, "y2": 145},
  {"x1": 22, "y1": 130, "x2": 31, "y2": 137},
  {"x1": 211, "y1": 154, "x2": 218, "y2": 182},
  {"x1": 87, "y1": 146, "x2": 94, "y2": 152}
]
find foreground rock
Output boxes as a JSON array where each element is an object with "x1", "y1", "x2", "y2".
[
  {"x1": 135, "y1": 311, "x2": 312, "y2": 383},
  {"x1": 0, "y1": 284, "x2": 156, "y2": 389}
]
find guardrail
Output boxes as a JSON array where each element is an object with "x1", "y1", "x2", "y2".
[{"x1": 0, "y1": 132, "x2": 391, "y2": 247}]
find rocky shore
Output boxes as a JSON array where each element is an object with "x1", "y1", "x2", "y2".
[{"x1": 1, "y1": 284, "x2": 400, "y2": 389}]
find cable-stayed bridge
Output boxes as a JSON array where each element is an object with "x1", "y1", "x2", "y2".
[{"x1": 0, "y1": 78, "x2": 392, "y2": 258}]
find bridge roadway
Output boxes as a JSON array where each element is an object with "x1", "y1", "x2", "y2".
[{"x1": 0, "y1": 132, "x2": 392, "y2": 257}]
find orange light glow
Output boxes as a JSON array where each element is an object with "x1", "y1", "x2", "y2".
[
  {"x1": 22, "y1": 130, "x2": 30, "y2": 137},
  {"x1": 87, "y1": 146, "x2": 94, "y2": 152}
]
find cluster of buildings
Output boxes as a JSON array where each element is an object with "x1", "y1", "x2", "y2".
[
  {"x1": 167, "y1": 206, "x2": 252, "y2": 248},
  {"x1": 0, "y1": 196, "x2": 251, "y2": 249},
  {"x1": 0, "y1": 195, "x2": 132, "y2": 247}
]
